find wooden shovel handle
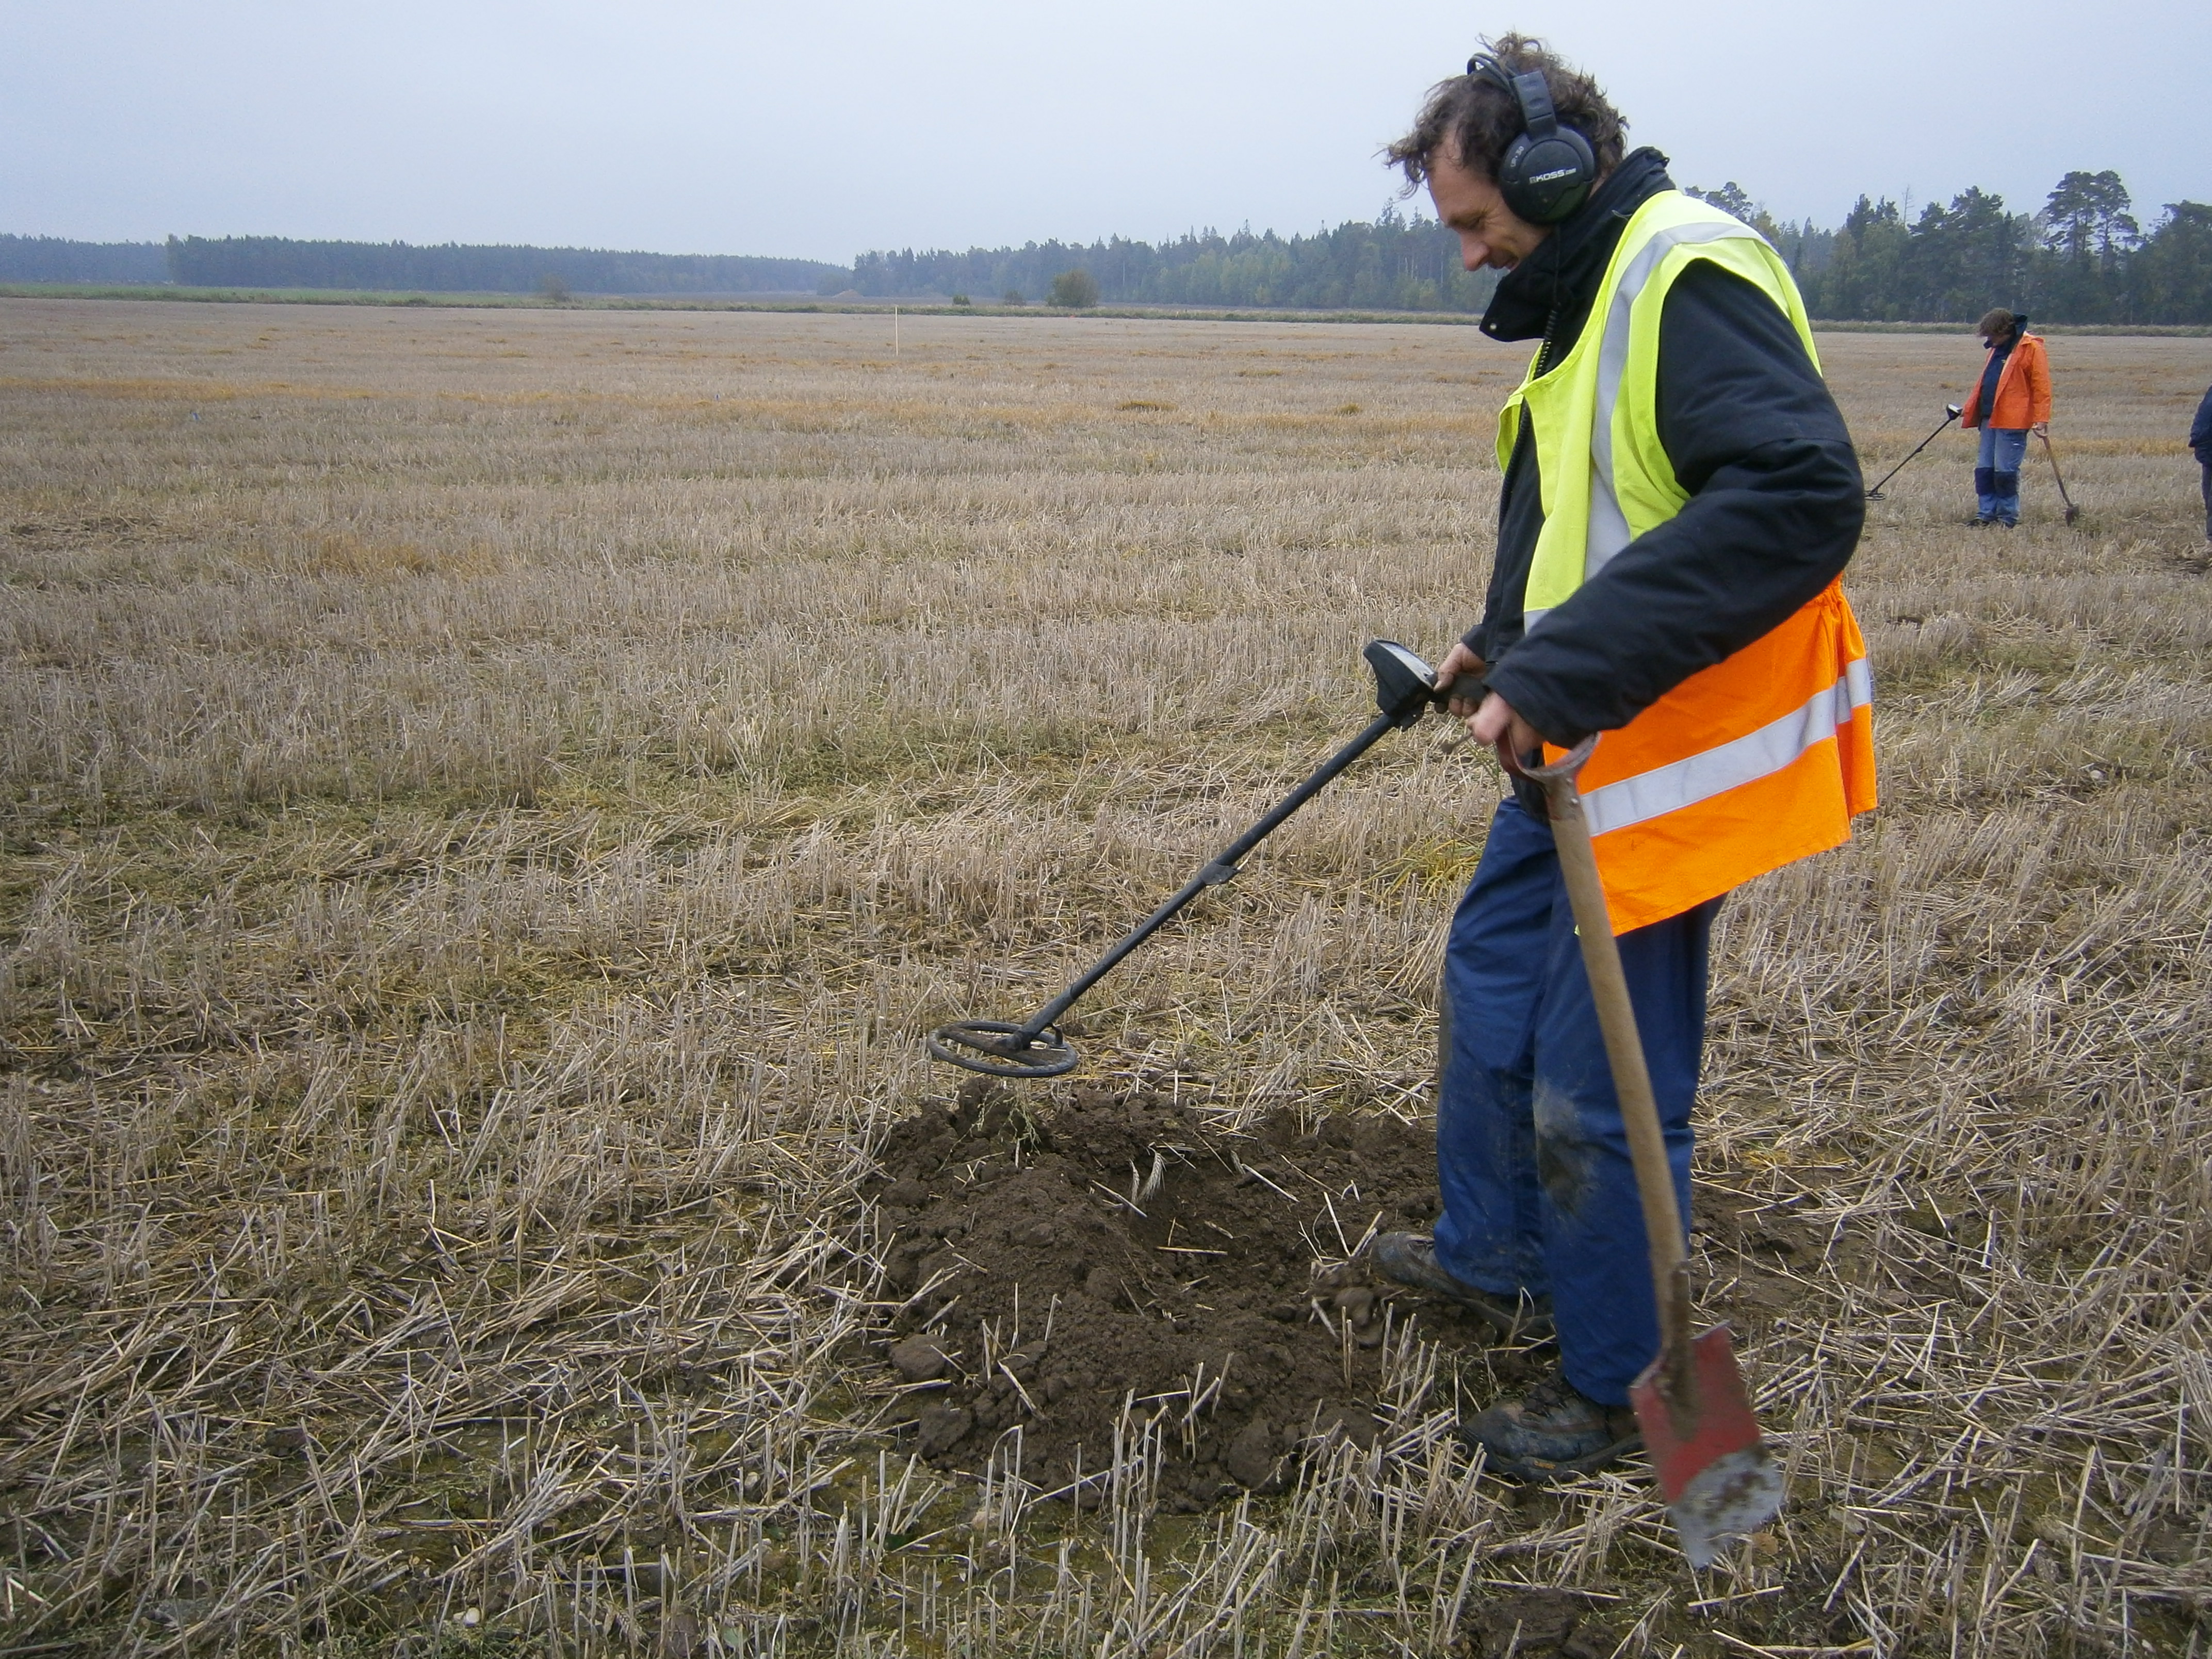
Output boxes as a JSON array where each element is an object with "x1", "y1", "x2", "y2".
[
  {"x1": 1505, "y1": 740, "x2": 1695, "y2": 1379},
  {"x1": 2036, "y1": 431, "x2": 2078, "y2": 508}
]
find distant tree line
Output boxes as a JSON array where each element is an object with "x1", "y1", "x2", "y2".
[
  {"x1": 0, "y1": 234, "x2": 165, "y2": 284},
  {"x1": 854, "y1": 171, "x2": 2208, "y2": 326},
  {"x1": 9, "y1": 167, "x2": 2207, "y2": 323},
  {"x1": 160, "y1": 237, "x2": 844, "y2": 295},
  {"x1": 1688, "y1": 172, "x2": 2210, "y2": 326},
  {"x1": 848, "y1": 209, "x2": 1502, "y2": 313}
]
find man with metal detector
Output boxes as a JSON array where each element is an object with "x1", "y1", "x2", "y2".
[{"x1": 1367, "y1": 36, "x2": 1875, "y2": 1482}]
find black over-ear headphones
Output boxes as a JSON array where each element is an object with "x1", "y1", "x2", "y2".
[{"x1": 1466, "y1": 54, "x2": 1597, "y2": 225}]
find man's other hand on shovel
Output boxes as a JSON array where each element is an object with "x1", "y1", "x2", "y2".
[{"x1": 1434, "y1": 641, "x2": 1544, "y2": 763}]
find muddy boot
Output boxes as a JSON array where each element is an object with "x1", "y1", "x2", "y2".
[
  {"x1": 1368, "y1": 1233, "x2": 1554, "y2": 1343},
  {"x1": 1458, "y1": 1369, "x2": 1642, "y2": 1482}
]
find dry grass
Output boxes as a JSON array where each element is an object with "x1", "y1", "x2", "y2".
[{"x1": 2, "y1": 297, "x2": 2210, "y2": 1656}]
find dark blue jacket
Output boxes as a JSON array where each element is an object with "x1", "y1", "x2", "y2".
[{"x1": 2192, "y1": 385, "x2": 2212, "y2": 463}]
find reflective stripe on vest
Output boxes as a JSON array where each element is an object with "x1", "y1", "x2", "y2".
[
  {"x1": 1492, "y1": 192, "x2": 1877, "y2": 931},
  {"x1": 1582, "y1": 658, "x2": 1871, "y2": 836}
]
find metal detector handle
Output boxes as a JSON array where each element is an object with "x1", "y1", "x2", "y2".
[
  {"x1": 1505, "y1": 738, "x2": 1696, "y2": 1400},
  {"x1": 1013, "y1": 705, "x2": 1403, "y2": 1040}
]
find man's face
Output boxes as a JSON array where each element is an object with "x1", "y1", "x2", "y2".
[{"x1": 1426, "y1": 140, "x2": 1551, "y2": 272}]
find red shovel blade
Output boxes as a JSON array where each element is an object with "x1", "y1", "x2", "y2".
[{"x1": 1629, "y1": 1325, "x2": 1783, "y2": 1568}]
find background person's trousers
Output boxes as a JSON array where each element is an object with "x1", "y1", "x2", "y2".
[
  {"x1": 1433, "y1": 798, "x2": 1720, "y2": 1405},
  {"x1": 1975, "y1": 426, "x2": 2029, "y2": 524}
]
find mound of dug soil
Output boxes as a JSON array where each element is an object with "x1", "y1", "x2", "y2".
[{"x1": 864, "y1": 1083, "x2": 1509, "y2": 1510}]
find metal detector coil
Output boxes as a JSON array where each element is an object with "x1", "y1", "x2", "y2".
[
  {"x1": 928, "y1": 640, "x2": 1453, "y2": 1077},
  {"x1": 925, "y1": 1019, "x2": 1080, "y2": 1079}
]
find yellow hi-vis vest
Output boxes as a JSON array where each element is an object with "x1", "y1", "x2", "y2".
[{"x1": 1495, "y1": 191, "x2": 1877, "y2": 933}]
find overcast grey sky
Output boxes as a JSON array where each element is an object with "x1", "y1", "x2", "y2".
[{"x1": 3, "y1": 1, "x2": 2203, "y2": 263}]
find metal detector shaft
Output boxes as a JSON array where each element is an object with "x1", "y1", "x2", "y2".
[
  {"x1": 932, "y1": 638, "x2": 1443, "y2": 1076},
  {"x1": 1865, "y1": 404, "x2": 1961, "y2": 499},
  {"x1": 1007, "y1": 706, "x2": 1402, "y2": 1045}
]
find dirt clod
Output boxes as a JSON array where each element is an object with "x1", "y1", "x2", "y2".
[
  {"x1": 866, "y1": 1085, "x2": 1483, "y2": 1506},
  {"x1": 1462, "y1": 1589, "x2": 1603, "y2": 1658},
  {"x1": 916, "y1": 1403, "x2": 974, "y2": 1456},
  {"x1": 1223, "y1": 1418, "x2": 1283, "y2": 1491},
  {"x1": 888, "y1": 1335, "x2": 951, "y2": 1382}
]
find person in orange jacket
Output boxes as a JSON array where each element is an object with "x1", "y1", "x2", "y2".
[{"x1": 1960, "y1": 308, "x2": 2051, "y2": 527}]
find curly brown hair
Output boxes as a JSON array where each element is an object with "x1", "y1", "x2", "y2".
[{"x1": 1385, "y1": 34, "x2": 1628, "y2": 189}]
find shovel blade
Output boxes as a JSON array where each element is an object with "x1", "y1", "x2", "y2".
[{"x1": 1630, "y1": 1325, "x2": 1783, "y2": 1568}]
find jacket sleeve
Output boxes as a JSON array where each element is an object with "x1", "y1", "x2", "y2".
[
  {"x1": 2025, "y1": 338, "x2": 2053, "y2": 427},
  {"x1": 1482, "y1": 262, "x2": 1864, "y2": 746},
  {"x1": 2193, "y1": 387, "x2": 2212, "y2": 456}
]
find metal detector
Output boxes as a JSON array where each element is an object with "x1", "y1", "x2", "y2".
[
  {"x1": 928, "y1": 640, "x2": 1452, "y2": 1078},
  {"x1": 1865, "y1": 404, "x2": 1962, "y2": 499}
]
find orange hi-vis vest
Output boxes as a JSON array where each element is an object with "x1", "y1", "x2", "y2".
[{"x1": 1497, "y1": 191, "x2": 1877, "y2": 933}]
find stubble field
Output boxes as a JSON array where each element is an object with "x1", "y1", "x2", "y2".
[{"x1": 2, "y1": 297, "x2": 2209, "y2": 1657}]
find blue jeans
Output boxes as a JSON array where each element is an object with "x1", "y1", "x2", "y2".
[
  {"x1": 1435, "y1": 799, "x2": 1719, "y2": 1405},
  {"x1": 1975, "y1": 427, "x2": 2028, "y2": 524}
]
